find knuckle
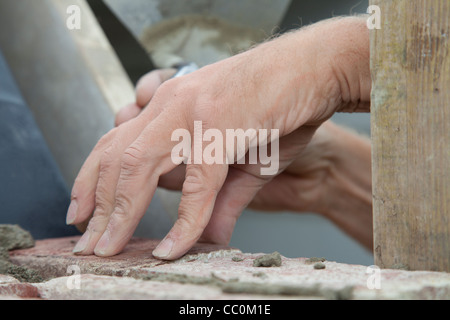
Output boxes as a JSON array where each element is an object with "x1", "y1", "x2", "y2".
[
  {"x1": 121, "y1": 144, "x2": 147, "y2": 171},
  {"x1": 151, "y1": 79, "x2": 178, "y2": 105},
  {"x1": 182, "y1": 164, "x2": 226, "y2": 196},
  {"x1": 99, "y1": 148, "x2": 116, "y2": 173},
  {"x1": 176, "y1": 207, "x2": 208, "y2": 238},
  {"x1": 156, "y1": 77, "x2": 198, "y2": 109},
  {"x1": 110, "y1": 195, "x2": 136, "y2": 225},
  {"x1": 93, "y1": 128, "x2": 118, "y2": 152},
  {"x1": 152, "y1": 76, "x2": 219, "y2": 131},
  {"x1": 85, "y1": 215, "x2": 108, "y2": 234},
  {"x1": 94, "y1": 188, "x2": 111, "y2": 215},
  {"x1": 113, "y1": 195, "x2": 132, "y2": 216},
  {"x1": 182, "y1": 166, "x2": 208, "y2": 196}
]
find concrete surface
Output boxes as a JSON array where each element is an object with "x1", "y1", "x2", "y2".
[{"x1": 1, "y1": 237, "x2": 449, "y2": 300}]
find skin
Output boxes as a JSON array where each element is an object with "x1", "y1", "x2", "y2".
[
  {"x1": 115, "y1": 72, "x2": 373, "y2": 250},
  {"x1": 67, "y1": 17, "x2": 372, "y2": 259}
]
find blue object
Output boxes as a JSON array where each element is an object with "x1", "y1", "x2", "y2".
[{"x1": 0, "y1": 50, "x2": 80, "y2": 239}]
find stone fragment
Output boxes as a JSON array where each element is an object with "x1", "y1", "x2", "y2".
[
  {"x1": 253, "y1": 252, "x2": 282, "y2": 267},
  {"x1": 306, "y1": 257, "x2": 326, "y2": 264},
  {"x1": 0, "y1": 225, "x2": 35, "y2": 251},
  {"x1": 314, "y1": 262, "x2": 326, "y2": 270},
  {"x1": 0, "y1": 227, "x2": 43, "y2": 283}
]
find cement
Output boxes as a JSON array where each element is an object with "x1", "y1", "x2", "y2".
[
  {"x1": 231, "y1": 256, "x2": 244, "y2": 262},
  {"x1": 252, "y1": 271, "x2": 268, "y2": 279},
  {"x1": 314, "y1": 262, "x2": 326, "y2": 270},
  {"x1": 306, "y1": 257, "x2": 327, "y2": 264},
  {"x1": 0, "y1": 224, "x2": 43, "y2": 283},
  {"x1": 0, "y1": 224, "x2": 35, "y2": 250},
  {"x1": 221, "y1": 281, "x2": 354, "y2": 300},
  {"x1": 253, "y1": 252, "x2": 282, "y2": 267},
  {"x1": 134, "y1": 270, "x2": 353, "y2": 299}
]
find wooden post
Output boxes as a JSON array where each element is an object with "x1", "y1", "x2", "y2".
[{"x1": 371, "y1": 0, "x2": 450, "y2": 272}]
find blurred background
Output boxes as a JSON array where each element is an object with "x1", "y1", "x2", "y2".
[{"x1": 0, "y1": 0, "x2": 372, "y2": 265}]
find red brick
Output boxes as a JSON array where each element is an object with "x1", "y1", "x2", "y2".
[{"x1": 2, "y1": 237, "x2": 450, "y2": 300}]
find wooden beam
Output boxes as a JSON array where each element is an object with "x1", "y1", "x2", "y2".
[{"x1": 370, "y1": 0, "x2": 450, "y2": 271}]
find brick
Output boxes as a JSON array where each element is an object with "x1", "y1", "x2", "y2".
[
  {"x1": 0, "y1": 275, "x2": 40, "y2": 299},
  {"x1": 1, "y1": 236, "x2": 449, "y2": 300}
]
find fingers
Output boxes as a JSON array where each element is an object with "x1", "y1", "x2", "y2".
[
  {"x1": 89, "y1": 112, "x2": 183, "y2": 257},
  {"x1": 70, "y1": 73, "x2": 188, "y2": 257},
  {"x1": 93, "y1": 163, "x2": 161, "y2": 256},
  {"x1": 69, "y1": 96, "x2": 171, "y2": 254},
  {"x1": 115, "y1": 69, "x2": 177, "y2": 127},
  {"x1": 115, "y1": 103, "x2": 141, "y2": 127},
  {"x1": 135, "y1": 69, "x2": 177, "y2": 108},
  {"x1": 199, "y1": 126, "x2": 322, "y2": 244},
  {"x1": 200, "y1": 167, "x2": 266, "y2": 245},
  {"x1": 152, "y1": 163, "x2": 229, "y2": 260},
  {"x1": 66, "y1": 128, "x2": 118, "y2": 226},
  {"x1": 73, "y1": 128, "x2": 137, "y2": 254}
]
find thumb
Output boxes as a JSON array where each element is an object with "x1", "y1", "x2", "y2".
[{"x1": 153, "y1": 163, "x2": 228, "y2": 260}]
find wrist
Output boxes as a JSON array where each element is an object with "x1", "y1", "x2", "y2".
[
  {"x1": 263, "y1": 16, "x2": 371, "y2": 132},
  {"x1": 313, "y1": 16, "x2": 371, "y2": 113}
]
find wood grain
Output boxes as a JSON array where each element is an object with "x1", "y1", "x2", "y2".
[{"x1": 371, "y1": 0, "x2": 450, "y2": 271}]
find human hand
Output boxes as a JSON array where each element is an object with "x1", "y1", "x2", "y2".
[
  {"x1": 249, "y1": 121, "x2": 373, "y2": 250},
  {"x1": 114, "y1": 68, "x2": 177, "y2": 128},
  {"x1": 67, "y1": 17, "x2": 371, "y2": 259},
  {"x1": 114, "y1": 71, "x2": 373, "y2": 249}
]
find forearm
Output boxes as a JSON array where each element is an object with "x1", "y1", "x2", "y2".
[
  {"x1": 246, "y1": 17, "x2": 373, "y2": 248},
  {"x1": 283, "y1": 15, "x2": 371, "y2": 117},
  {"x1": 231, "y1": 16, "x2": 371, "y2": 135},
  {"x1": 301, "y1": 17, "x2": 373, "y2": 249}
]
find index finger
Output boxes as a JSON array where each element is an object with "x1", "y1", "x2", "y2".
[{"x1": 93, "y1": 109, "x2": 185, "y2": 256}]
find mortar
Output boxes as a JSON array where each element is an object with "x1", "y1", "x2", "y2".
[{"x1": 0, "y1": 225, "x2": 43, "y2": 282}]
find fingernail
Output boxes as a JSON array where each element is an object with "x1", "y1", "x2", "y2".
[
  {"x1": 66, "y1": 200, "x2": 78, "y2": 225},
  {"x1": 153, "y1": 238, "x2": 174, "y2": 259},
  {"x1": 94, "y1": 230, "x2": 111, "y2": 256},
  {"x1": 73, "y1": 231, "x2": 90, "y2": 254}
]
